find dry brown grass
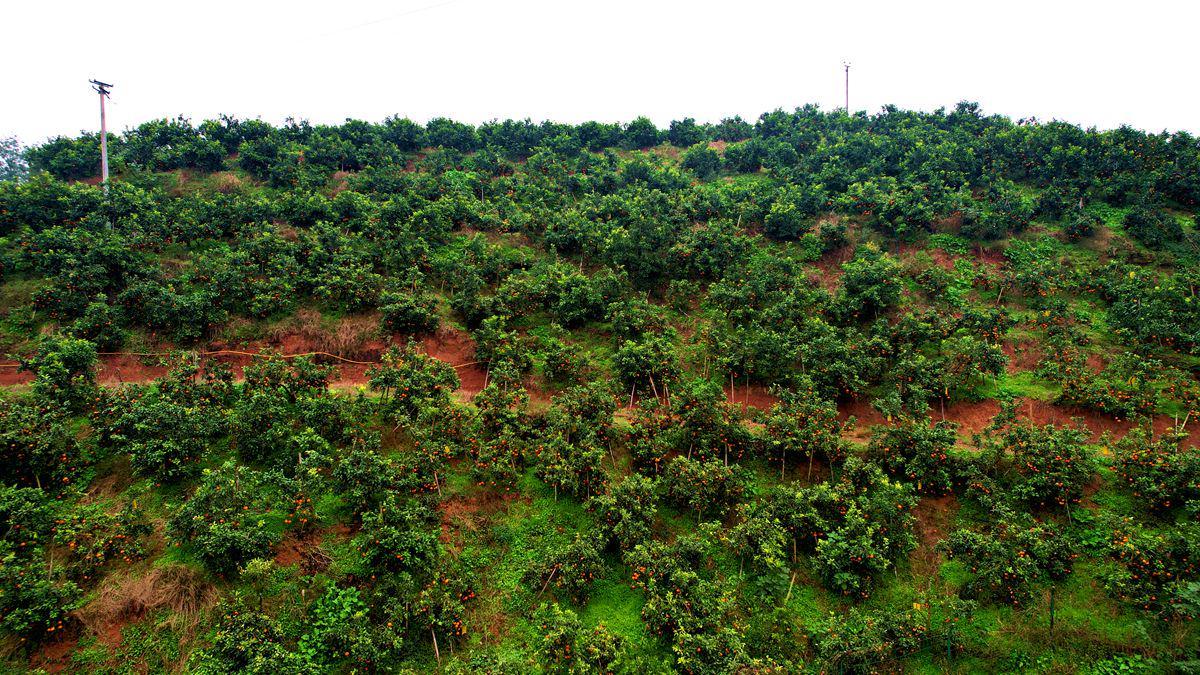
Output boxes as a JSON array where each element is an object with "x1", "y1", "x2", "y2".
[
  {"x1": 76, "y1": 565, "x2": 217, "y2": 638},
  {"x1": 211, "y1": 171, "x2": 245, "y2": 194},
  {"x1": 267, "y1": 309, "x2": 380, "y2": 358}
]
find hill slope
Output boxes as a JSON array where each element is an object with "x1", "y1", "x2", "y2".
[{"x1": 2, "y1": 105, "x2": 1199, "y2": 673}]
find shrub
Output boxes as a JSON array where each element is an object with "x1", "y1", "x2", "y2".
[
  {"x1": 166, "y1": 463, "x2": 282, "y2": 576},
  {"x1": 1123, "y1": 205, "x2": 1182, "y2": 248},
  {"x1": 380, "y1": 291, "x2": 440, "y2": 334},
  {"x1": 681, "y1": 143, "x2": 720, "y2": 180},
  {"x1": 1112, "y1": 425, "x2": 1200, "y2": 516},
  {"x1": 1064, "y1": 211, "x2": 1100, "y2": 241},
  {"x1": 869, "y1": 419, "x2": 960, "y2": 495},
  {"x1": 1001, "y1": 422, "x2": 1094, "y2": 509},
  {"x1": 588, "y1": 474, "x2": 658, "y2": 551},
  {"x1": 944, "y1": 517, "x2": 1075, "y2": 606},
  {"x1": 662, "y1": 456, "x2": 747, "y2": 522},
  {"x1": 1105, "y1": 524, "x2": 1200, "y2": 620}
]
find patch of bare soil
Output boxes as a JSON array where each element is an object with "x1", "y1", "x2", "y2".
[
  {"x1": 935, "y1": 397, "x2": 1200, "y2": 448},
  {"x1": 0, "y1": 362, "x2": 32, "y2": 385},
  {"x1": 421, "y1": 326, "x2": 486, "y2": 397},
  {"x1": 96, "y1": 354, "x2": 171, "y2": 385},
  {"x1": 810, "y1": 244, "x2": 854, "y2": 292},
  {"x1": 725, "y1": 383, "x2": 780, "y2": 412},
  {"x1": 29, "y1": 632, "x2": 80, "y2": 673},
  {"x1": 911, "y1": 494, "x2": 959, "y2": 574},
  {"x1": 837, "y1": 398, "x2": 886, "y2": 443},
  {"x1": 972, "y1": 245, "x2": 1007, "y2": 268},
  {"x1": 897, "y1": 243, "x2": 956, "y2": 272},
  {"x1": 274, "y1": 531, "x2": 334, "y2": 574},
  {"x1": 439, "y1": 490, "x2": 523, "y2": 553},
  {"x1": 937, "y1": 399, "x2": 1000, "y2": 437},
  {"x1": 1001, "y1": 340, "x2": 1043, "y2": 374}
]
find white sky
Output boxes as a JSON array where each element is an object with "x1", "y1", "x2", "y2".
[{"x1": 4, "y1": 0, "x2": 1199, "y2": 145}]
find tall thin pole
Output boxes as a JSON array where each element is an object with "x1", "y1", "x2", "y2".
[
  {"x1": 89, "y1": 79, "x2": 113, "y2": 188},
  {"x1": 99, "y1": 92, "x2": 108, "y2": 184},
  {"x1": 843, "y1": 62, "x2": 851, "y2": 113}
]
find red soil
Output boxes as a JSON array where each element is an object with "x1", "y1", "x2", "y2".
[
  {"x1": 29, "y1": 634, "x2": 79, "y2": 673},
  {"x1": 0, "y1": 326, "x2": 487, "y2": 396},
  {"x1": 274, "y1": 527, "x2": 341, "y2": 574},
  {"x1": 866, "y1": 396, "x2": 1200, "y2": 449},
  {"x1": 439, "y1": 490, "x2": 523, "y2": 553},
  {"x1": 421, "y1": 327, "x2": 486, "y2": 396},
  {"x1": 96, "y1": 354, "x2": 172, "y2": 385},
  {"x1": 896, "y1": 243, "x2": 956, "y2": 272},
  {"x1": 972, "y1": 246, "x2": 1007, "y2": 268},
  {"x1": 725, "y1": 383, "x2": 780, "y2": 412},
  {"x1": 0, "y1": 365, "x2": 31, "y2": 385}
]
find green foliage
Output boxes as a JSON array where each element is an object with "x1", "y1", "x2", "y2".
[
  {"x1": 0, "y1": 400, "x2": 83, "y2": 491},
  {"x1": 166, "y1": 462, "x2": 283, "y2": 576},
  {"x1": 994, "y1": 421, "x2": 1095, "y2": 508},
  {"x1": 762, "y1": 382, "x2": 847, "y2": 478},
  {"x1": 380, "y1": 290, "x2": 440, "y2": 334},
  {"x1": 1123, "y1": 204, "x2": 1183, "y2": 248},
  {"x1": 869, "y1": 419, "x2": 960, "y2": 495},
  {"x1": 20, "y1": 335, "x2": 98, "y2": 409},
  {"x1": 534, "y1": 602, "x2": 628, "y2": 674},
  {"x1": 944, "y1": 508, "x2": 1075, "y2": 606},
  {"x1": 192, "y1": 606, "x2": 307, "y2": 674},
  {"x1": 1105, "y1": 524, "x2": 1200, "y2": 620},
  {"x1": 5, "y1": 104, "x2": 1200, "y2": 670},
  {"x1": 356, "y1": 495, "x2": 441, "y2": 579},
  {"x1": 662, "y1": 456, "x2": 748, "y2": 522},
  {"x1": 613, "y1": 329, "x2": 678, "y2": 390},
  {"x1": 0, "y1": 542, "x2": 82, "y2": 640},
  {"x1": 680, "y1": 143, "x2": 721, "y2": 179},
  {"x1": 835, "y1": 245, "x2": 903, "y2": 320},
  {"x1": 526, "y1": 533, "x2": 605, "y2": 605},
  {"x1": 588, "y1": 474, "x2": 658, "y2": 552},
  {"x1": 367, "y1": 342, "x2": 459, "y2": 421},
  {"x1": 1113, "y1": 425, "x2": 1200, "y2": 516},
  {"x1": 811, "y1": 605, "x2": 931, "y2": 672}
]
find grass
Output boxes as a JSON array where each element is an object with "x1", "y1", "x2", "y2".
[{"x1": 977, "y1": 369, "x2": 1060, "y2": 402}]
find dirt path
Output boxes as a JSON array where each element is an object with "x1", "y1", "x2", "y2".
[
  {"x1": 3, "y1": 344, "x2": 1196, "y2": 448},
  {"x1": 0, "y1": 327, "x2": 490, "y2": 397},
  {"x1": 846, "y1": 396, "x2": 1200, "y2": 449}
]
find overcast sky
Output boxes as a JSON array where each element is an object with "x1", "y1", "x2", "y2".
[{"x1": 5, "y1": 0, "x2": 1199, "y2": 145}]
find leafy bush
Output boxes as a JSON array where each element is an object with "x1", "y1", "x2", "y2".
[
  {"x1": 944, "y1": 514, "x2": 1075, "y2": 606},
  {"x1": 869, "y1": 419, "x2": 960, "y2": 495},
  {"x1": 681, "y1": 143, "x2": 721, "y2": 179},
  {"x1": 166, "y1": 462, "x2": 282, "y2": 576},
  {"x1": 588, "y1": 474, "x2": 658, "y2": 551},
  {"x1": 1124, "y1": 204, "x2": 1183, "y2": 248},
  {"x1": 380, "y1": 291, "x2": 440, "y2": 334},
  {"x1": 1105, "y1": 524, "x2": 1200, "y2": 620},
  {"x1": 1113, "y1": 425, "x2": 1200, "y2": 516},
  {"x1": 662, "y1": 456, "x2": 747, "y2": 522},
  {"x1": 997, "y1": 421, "x2": 1094, "y2": 508}
]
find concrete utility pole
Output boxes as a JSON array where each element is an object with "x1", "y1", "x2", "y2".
[
  {"x1": 842, "y1": 62, "x2": 851, "y2": 114},
  {"x1": 89, "y1": 79, "x2": 113, "y2": 187}
]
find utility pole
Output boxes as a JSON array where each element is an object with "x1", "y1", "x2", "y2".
[
  {"x1": 842, "y1": 61, "x2": 851, "y2": 114},
  {"x1": 89, "y1": 79, "x2": 113, "y2": 188}
]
